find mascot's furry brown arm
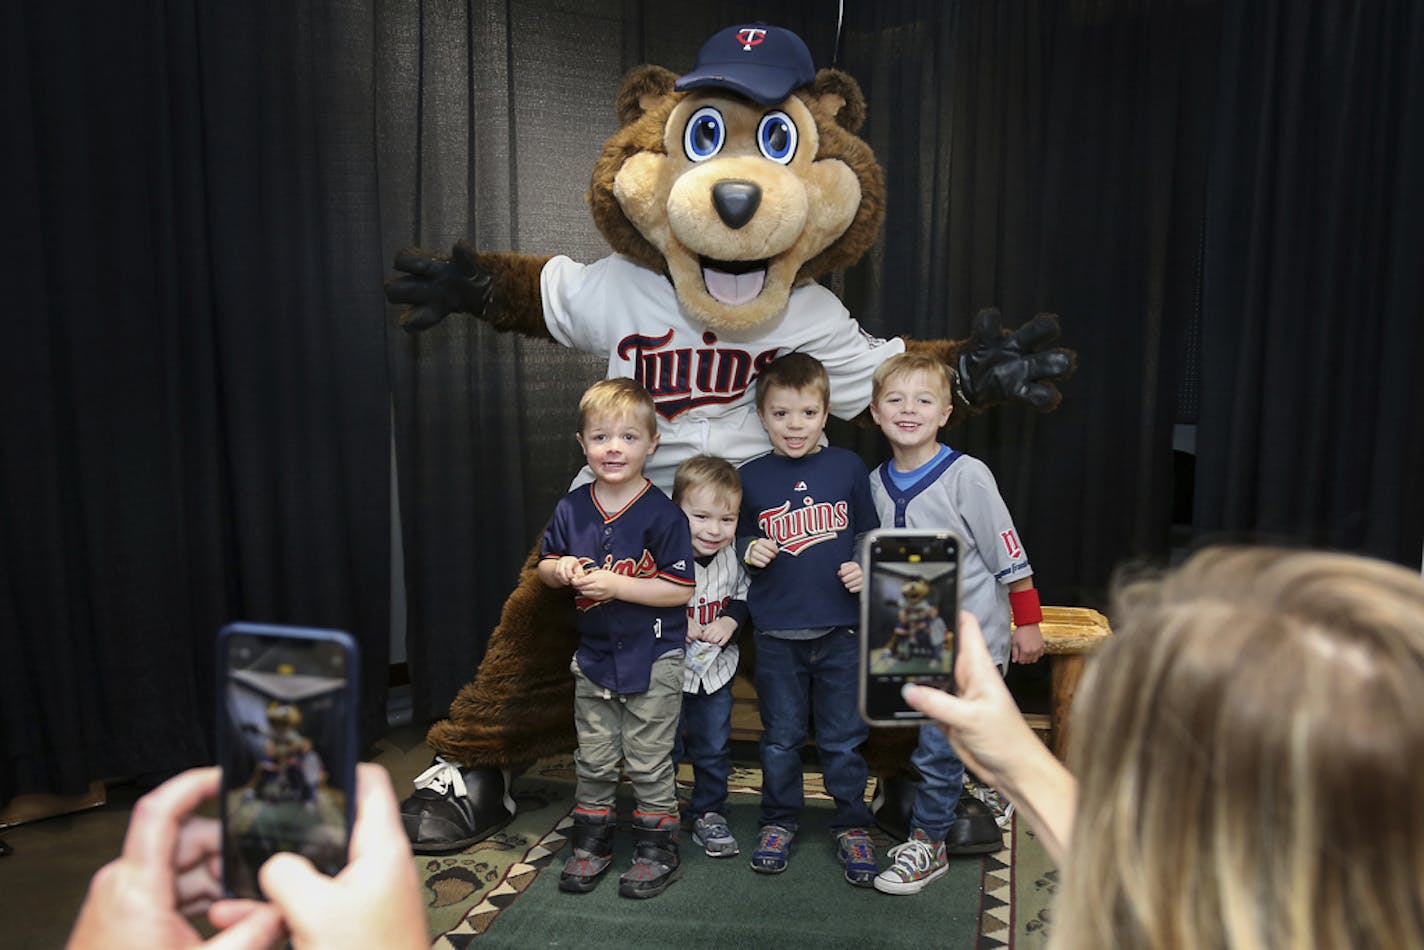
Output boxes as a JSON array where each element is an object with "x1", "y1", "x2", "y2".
[{"x1": 385, "y1": 24, "x2": 1074, "y2": 854}]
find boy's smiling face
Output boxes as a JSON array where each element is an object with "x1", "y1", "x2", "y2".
[
  {"x1": 757, "y1": 384, "x2": 828, "y2": 459},
  {"x1": 870, "y1": 368, "x2": 952, "y2": 457},
  {"x1": 576, "y1": 412, "x2": 658, "y2": 488},
  {"x1": 679, "y1": 484, "x2": 740, "y2": 557}
]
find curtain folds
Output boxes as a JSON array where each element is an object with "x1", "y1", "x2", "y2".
[
  {"x1": 3, "y1": 1, "x2": 392, "y2": 802},
  {"x1": 1195, "y1": 0, "x2": 1424, "y2": 561}
]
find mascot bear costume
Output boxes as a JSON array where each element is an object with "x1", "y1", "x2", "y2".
[{"x1": 386, "y1": 23, "x2": 1073, "y2": 855}]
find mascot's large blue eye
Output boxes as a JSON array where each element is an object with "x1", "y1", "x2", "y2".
[
  {"x1": 684, "y1": 107, "x2": 725, "y2": 162},
  {"x1": 757, "y1": 112, "x2": 798, "y2": 164}
]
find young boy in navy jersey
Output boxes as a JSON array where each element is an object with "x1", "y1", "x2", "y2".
[
  {"x1": 737, "y1": 352, "x2": 882, "y2": 887},
  {"x1": 538, "y1": 378, "x2": 695, "y2": 899}
]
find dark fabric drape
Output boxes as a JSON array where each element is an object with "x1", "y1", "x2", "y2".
[
  {"x1": 1196, "y1": 0, "x2": 1424, "y2": 563},
  {"x1": 835, "y1": 0, "x2": 1221, "y2": 607},
  {"x1": 2, "y1": 2, "x2": 391, "y2": 801}
]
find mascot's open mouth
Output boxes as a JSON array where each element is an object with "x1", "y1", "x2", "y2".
[{"x1": 701, "y1": 257, "x2": 769, "y2": 306}]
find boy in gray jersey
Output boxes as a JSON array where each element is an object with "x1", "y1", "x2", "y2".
[{"x1": 866, "y1": 352, "x2": 1044, "y2": 895}]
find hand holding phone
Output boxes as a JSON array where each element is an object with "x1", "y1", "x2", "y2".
[
  {"x1": 216, "y1": 623, "x2": 359, "y2": 900},
  {"x1": 859, "y1": 530, "x2": 962, "y2": 725},
  {"x1": 65, "y1": 767, "x2": 287, "y2": 950},
  {"x1": 255, "y1": 764, "x2": 428, "y2": 950}
]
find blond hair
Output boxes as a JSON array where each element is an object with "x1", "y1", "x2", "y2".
[
  {"x1": 754, "y1": 351, "x2": 829, "y2": 411},
  {"x1": 1055, "y1": 546, "x2": 1424, "y2": 950},
  {"x1": 577, "y1": 377, "x2": 658, "y2": 437},
  {"x1": 871, "y1": 351, "x2": 956, "y2": 403},
  {"x1": 672, "y1": 455, "x2": 741, "y2": 508}
]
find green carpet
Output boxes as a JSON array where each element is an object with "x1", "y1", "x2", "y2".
[{"x1": 421, "y1": 756, "x2": 1053, "y2": 948}]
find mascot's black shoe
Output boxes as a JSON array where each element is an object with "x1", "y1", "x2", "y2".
[
  {"x1": 400, "y1": 758, "x2": 516, "y2": 853},
  {"x1": 871, "y1": 774, "x2": 919, "y2": 842},
  {"x1": 945, "y1": 797, "x2": 1004, "y2": 855}
]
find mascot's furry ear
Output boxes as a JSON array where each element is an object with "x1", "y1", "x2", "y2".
[
  {"x1": 615, "y1": 65, "x2": 679, "y2": 126},
  {"x1": 805, "y1": 68, "x2": 867, "y2": 134}
]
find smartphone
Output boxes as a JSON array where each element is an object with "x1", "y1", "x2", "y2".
[
  {"x1": 216, "y1": 622, "x2": 359, "y2": 900},
  {"x1": 859, "y1": 530, "x2": 962, "y2": 725}
]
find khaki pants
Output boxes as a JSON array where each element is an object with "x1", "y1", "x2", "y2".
[{"x1": 571, "y1": 652, "x2": 683, "y2": 814}]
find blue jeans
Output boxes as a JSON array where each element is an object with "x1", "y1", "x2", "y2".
[
  {"x1": 754, "y1": 628, "x2": 874, "y2": 835},
  {"x1": 909, "y1": 723, "x2": 966, "y2": 841},
  {"x1": 674, "y1": 681, "x2": 735, "y2": 817}
]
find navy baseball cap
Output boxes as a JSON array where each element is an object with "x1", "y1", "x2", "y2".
[{"x1": 675, "y1": 23, "x2": 817, "y2": 106}]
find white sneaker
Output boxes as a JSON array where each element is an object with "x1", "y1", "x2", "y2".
[
  {"x1": 873, "y1": 829, "x2": 949, "y2": 895},
  {"x1": 969, "y1": 783, "x2": 1014, "y2": 830}
]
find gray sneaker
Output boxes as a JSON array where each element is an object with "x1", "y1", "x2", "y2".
[{"x1": 692, "y1": 812, "x2": 740, "y2": 857}]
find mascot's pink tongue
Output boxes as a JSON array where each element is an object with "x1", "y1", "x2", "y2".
[{"x1": 703, "y1": 266, "x2": 766, "y2": 305}]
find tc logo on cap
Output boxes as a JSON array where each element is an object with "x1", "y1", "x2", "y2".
[{"x1": 736, "y1": 28, "x2": 768, "y2": 50}]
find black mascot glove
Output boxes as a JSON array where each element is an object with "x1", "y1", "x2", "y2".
[
  {"x1": 957, "y1": 308, "x2": 1076, "y2": 411},
  {"x1": 385, "y1": 240, "x2": 495, "y2": 332}
]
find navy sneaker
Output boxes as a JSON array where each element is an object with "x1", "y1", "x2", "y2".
[
  {"x1": 750, "y1": 824, "x2": 794, "y2": 873},
  {"x1": 836, "y1": 827, "x2": 878, "y2": 887}
]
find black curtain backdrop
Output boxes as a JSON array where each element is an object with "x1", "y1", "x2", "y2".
[
  {"x1": 1195, "y1": 0, "x2": 1424, "y2": 557},
  {"x1": 5, "y1": 0, "x2": 1422, "y2": 796},
  {"x1": 835, "y1": 0, "x2": 1223, "y2": 608},
  {"x1": 3, "y1": 2, "x2": 391, "y2": 802}
]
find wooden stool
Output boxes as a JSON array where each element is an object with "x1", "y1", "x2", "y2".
[
  {"x1": 729, "y1": 606, "x2": 1113, "y2": 757},
  {"x1": 1038, "y1": 605, "x2": 1113, "y2": 758}
]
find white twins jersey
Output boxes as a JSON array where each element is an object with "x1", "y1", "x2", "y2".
[
  {"x1": 682, "y1": 544, "x2": 749, "y2": 695},
  {"x1": 542, "y1": 254, "x2": 905, "y2": 494}
]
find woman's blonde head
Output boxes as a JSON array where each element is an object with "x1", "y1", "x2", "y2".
[{"x1": 1056, "y1": 546, "x2": 1424, "y2": 950}]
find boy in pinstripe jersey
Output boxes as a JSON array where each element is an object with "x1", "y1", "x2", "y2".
[{"x1": 671, "y1": 455, "x2": 751, "y2": 858}]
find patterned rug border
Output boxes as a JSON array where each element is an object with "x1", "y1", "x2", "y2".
[
  {"x1": 426, "y1": 755, "x2": 1021, "y2": 948},
  {"x1": 976, "y1": 818, "x2": 1015, "y2": 949},
  {"x1": 431, "y1": 812, "x2": 574, "y2": 945}
]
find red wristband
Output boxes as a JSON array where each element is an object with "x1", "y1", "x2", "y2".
[{"x1": 1009, "y1": 588, "x2": 1043, "y2": 627}]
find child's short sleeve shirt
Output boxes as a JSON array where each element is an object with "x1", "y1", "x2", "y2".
[{"x1": 542, "y1": 481, "x2": 695, "y2": 693}]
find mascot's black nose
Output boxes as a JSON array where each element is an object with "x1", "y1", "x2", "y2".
[{"x1": 712, "y1": 181, "x2": 762, "y2": 230}]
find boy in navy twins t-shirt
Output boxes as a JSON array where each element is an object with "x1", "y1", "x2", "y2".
[
  {"x1": 737, "y1": 352, "x2": 881, "y2": 887},
  {"x1": 538, "y1": 378, "x2": 695, "y2": 899}
]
